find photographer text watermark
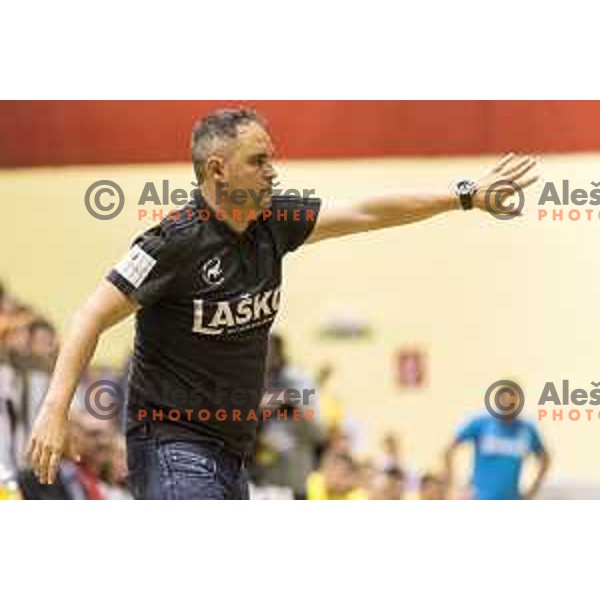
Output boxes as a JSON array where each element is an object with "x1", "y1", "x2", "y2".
[
  {"x1": 84, "y1": 379, "x2": 316, "y2": 424},
  {"x1": 84, "y1": 179, "x2": 317, "y2": 221}
]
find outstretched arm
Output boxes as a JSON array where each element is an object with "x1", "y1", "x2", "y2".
[
  {"x1": 26, "y1": 280, "x2": 139, "y2": 485},
  {"x1": 307, "y1": 153, "x2": 538, "y2": 244}
]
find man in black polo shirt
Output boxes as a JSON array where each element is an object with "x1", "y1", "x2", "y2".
[{"x1": 27, "y1": 108, "x2": 539, "y2": 499}]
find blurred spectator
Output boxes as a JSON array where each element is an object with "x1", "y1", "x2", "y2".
[
  {"x1": 368, "y1": 466, "x2": 405, "y2": 500},
  {"x1": 0, "y1": 287, "x2": 20, "y2": 340},
  {"x1": 376, "y1": 432, "x2": 402, "y2": 471},
  {"x1": 315, "y1": 363, "x2": 344, "y2": 430},
  {"x1": 444, "y1": 406, "x2": 551, "y2": 500},
  {"x1": 0, "y1": 295, "x2": 36, "y2": 354},
  {"x1": 8, "y1": 321, "x2": 57, "y2": 466},
  {"x1": 254, "y1": 395, "x2": 323, "y2": 499},
  {"x1": 325, "y1": 429, "x2": 353, "y2": 456},
  {"x1": 315, "y1": 363, "x2": 363, "y2": 454},
  {"x1": 68, "y1": 412, "x2": 114, "y2": 499},
  {"x1": 0, "y1": 284, "x2": 133, "y2": 500},
  {"x1": 254, "y1": 333, "x2": 324, "y2": 497},
  {"x1": 375, "y1": 431, "x2": 419, "y2": 493},
  {"x1": 266, "y1": 333, "x2": 319, "y2": 421},
  {"x1": 0, "y1": 287, "x2": 55, "y2": 473},
  {"x1": 28, "y1": 319, "x2": 58, "y2": 368},
  {"x1": 306, "y1": 452, "x2": 367, "y2": 500},
  {"x1": 0, "y1": 358, "x2": 25, "y2": 483},
  {"x1": 418, "y1": 472, "x2": 447, "y2": 500},
  {"x1": 3, "y1": 320, "x2": 32, "y2": 357},
  {"x1": 357, "y1": 458, "x2": 376, "y2": 492}
]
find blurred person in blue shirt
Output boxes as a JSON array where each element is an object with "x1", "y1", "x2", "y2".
[{"x1": 444, "y1": 401, "x2": 550, "y2": 500}]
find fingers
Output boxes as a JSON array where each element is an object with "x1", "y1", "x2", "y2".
[
  {"x1": 37, "y1": 443, "x2": 53, "y2": 485},
  {"x1": 25, "y1": 435, "x2": 37, "y2": 464},
  {"x1": 494, "y1": 152, "x2": 539, "y2": 197},
  {"x1": 38, "y1": 443, "x2": 63, "y2": 485},
  {"x1": 482, "y1": 153, "x2": 540, "y2": 217},
  {"x1": 29, "y1": 437, "x2": 43, "y2": 479},
  {"x1": 516, "y1": 172, "x2": 540, "y2": 191},
  {"x1": 47, "y1": 452, "x2": 62, "y2": 485},
  {"x1": 493, "y1": 153, "x2": 539, "y2": 183},
  {"x1": 27, "y1": 433, "x2": 63, "y2": 485},
  {"x1": 493, "y1": 152, "x2": 516, "y2": 172},
  {"x1": 504, "y1": 156, "x2": 537, "y2": 182}
]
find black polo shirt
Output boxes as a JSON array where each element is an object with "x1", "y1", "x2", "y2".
[{"x1": 106, "y1": 191, "x2": 321, "y2": 455}]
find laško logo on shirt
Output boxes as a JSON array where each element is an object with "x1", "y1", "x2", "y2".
[
  {"x1": 480, "y1": 434, "x2": 530, "y2": 458},
  {"x1": 192, "y1": 287, "x2": 281, "y2": 335}
]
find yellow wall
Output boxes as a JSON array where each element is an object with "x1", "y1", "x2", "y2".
[{"x1": 1, "y1": 155, "x2": 599, "y2": 480}]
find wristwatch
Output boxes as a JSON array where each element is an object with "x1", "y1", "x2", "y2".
[{"x1": 455, "y1": 179, "x2": 478, "y2": 210}]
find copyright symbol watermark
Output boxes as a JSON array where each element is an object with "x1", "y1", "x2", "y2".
[
  {"x1": 484, "y1": 380, "x2": 525, "y2": 421},
  {"x1": 84, "y1": 180, "x2": 125, "y2": 220},
  {"x1": 484, "y1": 180, "x2": 525, "y2": 221},
  {"x1": 84, "y1": 380, "x2": 125, "y2": 421}
]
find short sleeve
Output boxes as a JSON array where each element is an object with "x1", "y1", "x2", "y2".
[
  {"x1": 106, "y1": 226, "x2": 192, "y2": 307},
  {"x1": 455, "y1": 416, "x2": 483, "y2": 444},
  {"x1": 264, "y1": 195, "x2": 321, "y2": 256}
]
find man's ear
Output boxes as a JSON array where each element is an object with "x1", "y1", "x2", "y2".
[{"x1": 206, "y1": 155, "x2": 225, "y2": 181}]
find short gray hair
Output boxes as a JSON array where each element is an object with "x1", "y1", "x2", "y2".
[{"x1": 191, "y1": 107, "x2": 263, "y2": 182}]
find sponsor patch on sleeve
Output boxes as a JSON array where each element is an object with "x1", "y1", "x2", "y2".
[{"x1": 114, "y1": 244, "x2": 157, "y2": 288}]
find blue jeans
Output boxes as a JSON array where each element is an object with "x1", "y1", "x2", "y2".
[{"x1": 126, "y1": 436, "x2": 250, "y2": 500}]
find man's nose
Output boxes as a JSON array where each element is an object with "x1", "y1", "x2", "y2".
[{"x1": 266, "y1": 165, "x2": 277, "y2": 182}]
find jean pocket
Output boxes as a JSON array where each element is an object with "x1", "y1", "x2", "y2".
[{"x1": 161, "y1": 443, "x2": 217, "y2": 479}]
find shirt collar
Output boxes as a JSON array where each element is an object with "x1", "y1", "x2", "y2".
[{"x1": 193, "y1": 189, "x2": 258, "y2": 242}]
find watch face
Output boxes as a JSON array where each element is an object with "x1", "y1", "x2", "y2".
[
  {"x1": 458, "y1": 180, "x2": 474, "y2": 195},
  {"x1": 456, "y1": 180, "x2": 475, "y2": 209}
]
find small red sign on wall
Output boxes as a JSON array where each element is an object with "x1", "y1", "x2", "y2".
[{"x1": 396, "y1": 349, "x2": 426, "y2": 388}]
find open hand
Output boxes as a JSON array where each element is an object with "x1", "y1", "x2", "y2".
[
  {"x1": 26, "y1": 404, "x2": 69, "y2": 485},
  {"x1": 473, "y1": 153, "x2": 539, "y2": 216}
]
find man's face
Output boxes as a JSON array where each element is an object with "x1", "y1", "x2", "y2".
[
  {"x1": 383, "y1": 435, "x2": 398, "y2": 455},
  {"x1": 369, "y1": 472, "x2": 405, "y2": 500},
  {"x1": 498, "y1": 385, "x2": 520, "y2": 423},
  {"x1": 382, "y1": 473, "x2": 405, "y2": 500},
  {"x1": 420, "y1": 477, "x2": 446, "y2": 500},
  {"x1": 5, "y1": 325, "x2": 30, "y2": 355},
  {"x1": 220, "y1": 122, "x2": 277, "y2": 214},
  {"x1": 323, "y1": 458, "x2": 355, "y2": 495},
  {"x1": 329, "y1": 433, "x2": 351, "y2": 455},
  {"x1": 30, "y1": 327, "x2": 57, "y2": 360}
]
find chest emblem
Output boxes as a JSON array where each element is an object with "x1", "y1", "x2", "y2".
[{"x1": 200, "y1": 257, "x2": 225, "y2": 288}]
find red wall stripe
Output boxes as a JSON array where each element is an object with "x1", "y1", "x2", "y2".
[{"x1": 1, "y1": 101, "x2": 599, "y2": 167}]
